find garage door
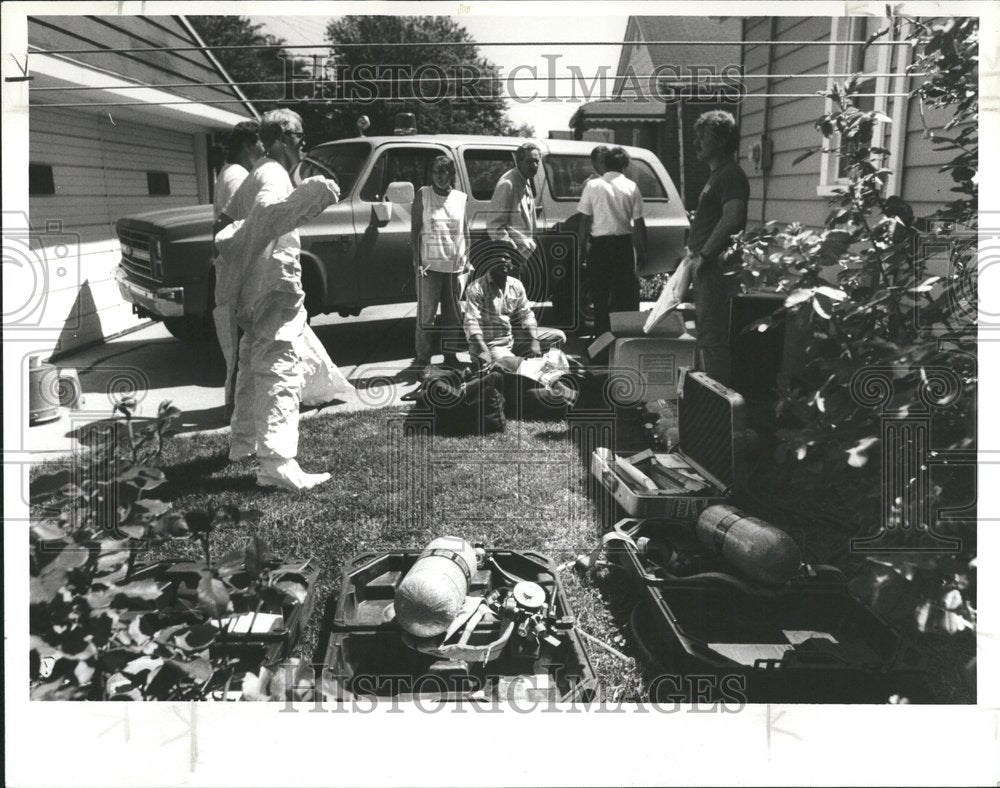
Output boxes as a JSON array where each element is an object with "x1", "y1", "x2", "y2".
[{"x1": 28, "y1": 106, "x2": 200, "y2": 354}]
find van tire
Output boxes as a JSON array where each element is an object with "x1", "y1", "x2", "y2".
[
  {"x1": 163, "y1": 315, "x2": 216, "y2": 344},
  {"x1": 302, "y1": 261, "x2": 324, "y2": 318}
]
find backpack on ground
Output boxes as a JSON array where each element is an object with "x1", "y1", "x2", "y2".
[{"x1": 403, "y1": 368, "x2": 506, "y2": 435}]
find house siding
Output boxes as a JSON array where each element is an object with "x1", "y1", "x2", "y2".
[
  {"x1": 743, "y1": 15, "x2": 963, "y2": 233},
  {"x1": 24, "y1": 15, "x2": 254, "y2": 356},
  {"x1": 742, "y1": 16, "x2": 833, "y2": 229},
  {"x1": 30, "y1": 106, "x2": 201, "y2": 352}
]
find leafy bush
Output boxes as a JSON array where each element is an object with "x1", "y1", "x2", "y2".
[
  {"x1": 731, "y1": 15, "x2": 977, "y2": 646},
  {"x1": 29, "y1": 399, "x2": 314, "y2": 701}
]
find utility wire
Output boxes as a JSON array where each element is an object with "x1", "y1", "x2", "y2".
[
  {"x1": 34, "y1": 39, "x2": 917, "y2": 55},
  {"x1": 31, "y1": 93, "x2": 919, "y2": 108},
  {"x1": 27, "y1": 72, "x2": 928, "y2": 93}
]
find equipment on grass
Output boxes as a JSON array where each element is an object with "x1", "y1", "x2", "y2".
[
  {"x1": 394, "y1": 536, "x2": 479, "y2": 638},
  {"x1": 696, "y1": 505, "x2": 803, "y2": 587}
]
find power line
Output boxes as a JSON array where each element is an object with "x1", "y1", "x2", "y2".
[
  {"x1": 30, "y1": 93, "x2": 919, "y2": 108},
  {"x1": 33, "y1": 38, "x2": 916, "y2": 56},
  {"x1": 27, "y1": 72, "x2": 929, "y2": 93}
]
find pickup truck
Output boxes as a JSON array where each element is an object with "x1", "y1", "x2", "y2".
[{"x1": 115, "y1": 134, "x2": 689, "y2": 342}]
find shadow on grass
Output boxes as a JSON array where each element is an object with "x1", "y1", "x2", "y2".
[{"x1": 159, "y1": 453, "x2": 260, "y2": 498}]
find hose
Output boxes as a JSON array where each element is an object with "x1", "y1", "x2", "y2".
[
  {"x1": 628, "y1": 604, "x2": 663, "y2": 670},
  {"x1": 642, "y1": 562, "x2": 790, "y2": 597}
]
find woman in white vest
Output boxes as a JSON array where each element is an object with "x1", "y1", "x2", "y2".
[{"x1": 410, "y1": 155, "x2": 471, "y2": 373}]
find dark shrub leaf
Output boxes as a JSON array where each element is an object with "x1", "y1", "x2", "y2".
[
  {"x1": 197, "y1": 576, "x2": 231, "y2": 618},
  {"x1": 168, "y1": 657, "x2": 213, "y2": 682},
  {"x1": 113, "y1": 579, "x2": 164, "y2": 600}
]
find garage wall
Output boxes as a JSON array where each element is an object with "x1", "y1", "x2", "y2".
[{"x1": 29, "y1": 106, "x2": 200, "y2": 354}]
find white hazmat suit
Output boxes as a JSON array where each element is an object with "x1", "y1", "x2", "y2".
[
  {"x1": 212, "y1": 162, "x2": 250, "y2": 408},
  {"x1": 215, "y1": 160, "x2": 340, "y2": 490}
]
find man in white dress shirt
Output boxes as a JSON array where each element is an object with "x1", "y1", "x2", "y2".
[{"x1": 575, "y1": 146, "x2": 648, "y2": 336}]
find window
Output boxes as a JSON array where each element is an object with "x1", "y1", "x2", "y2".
[
  {"x1": 463, "y1": 149, "x2": 515, "y2": 200},
  {"x1": 544, "y1": 154, "x2": 668, "y2": 201},
  {"x1": 146, "y1": 171, "x2": 171, "y2": 196},
  {"x1": 818, "y1": 17, "x2": 895, "y2": 195},
  {"x1": 300, "y1": 141, "x2": 371, "y2": 196},
  {"x1": 29, "y1": 163, "x2": 55, "y2": 195},
  {"x1": 628, "y1": 160, "x2": 668, "y2": 200},
  {"x1": 359, "y1": 147, "x2": 445, "y2": 202}
]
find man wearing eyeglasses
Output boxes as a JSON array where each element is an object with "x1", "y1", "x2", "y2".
[{"x1": 215, "y1": 109, "x2": 340, "y2": 491}]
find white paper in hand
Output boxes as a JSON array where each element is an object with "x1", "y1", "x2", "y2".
[{"x1": 644, "y1": 256, "x2": 693, "y2": 334}]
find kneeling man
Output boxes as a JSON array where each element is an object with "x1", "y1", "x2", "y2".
[{"x1": 463, "y1": 254, "x2": 566, "y2": 371}]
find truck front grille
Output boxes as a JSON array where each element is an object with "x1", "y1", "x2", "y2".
[{"x1": 118, "y1": 228, "x2": 156, "y2": 279}]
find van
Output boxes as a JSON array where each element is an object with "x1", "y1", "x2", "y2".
[{"x1": 115, "y1": 134, "x2": 688, "y2": 342}]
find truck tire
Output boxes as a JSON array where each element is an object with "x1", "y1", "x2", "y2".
[
  {"x1": 163, "y1": 315, "x2": 217, "y2": 344},
  {"x1": 302, "y1": 260, "x2": 324, "y2": 318}
]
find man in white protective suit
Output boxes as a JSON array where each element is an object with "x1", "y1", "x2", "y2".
[{"x1": 214, "y1": 109, "x2": 340, "y2": 491}]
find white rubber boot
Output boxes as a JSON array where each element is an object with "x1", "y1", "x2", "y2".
[{"x1": 257, "y1": 458, "x2": 331, "y2": 492}]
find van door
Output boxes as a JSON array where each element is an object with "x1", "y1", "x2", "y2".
[
  {"x1": 457, "y1": 144, "x2": 516, "y2": 262},
  {"x1": 352, "y1": 143, "x2": 451, "y2": 304},
  {"x1": 458, "y1": 144, "x2": 553, "y2": 301}
]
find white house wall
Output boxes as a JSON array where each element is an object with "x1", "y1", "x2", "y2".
[
  {"x1": 29, "y1": 106, "x2": 200, "y2": 354},
  {"x1": 742, "y1": 16, "x2": 833, "y2": 229},
  {"x1": 743, "y1": 15, "x2": 969, "y2": 236}
]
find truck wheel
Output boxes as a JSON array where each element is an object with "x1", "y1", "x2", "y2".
[
  {"x1": 163, "y1": 315, "x2": 216, "y2": 344},
  {"x1": 302, "y1": 263, "x2": 324, "y2": 319}
]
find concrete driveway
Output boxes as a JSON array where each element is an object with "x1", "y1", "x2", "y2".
[{"x1": 23, "y1": 302, "x2": 594, "y2": 459}]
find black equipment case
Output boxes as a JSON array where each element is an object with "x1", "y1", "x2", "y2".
[
  {"x1": 320, "y1": 548, "x2": 597, "y2": 702},
  {"x1": 610, "y1": 518, "x2": 931, "y2": 703},
  {"x1": 591, "y1": 369, "x2": 747, "y2": 521}
]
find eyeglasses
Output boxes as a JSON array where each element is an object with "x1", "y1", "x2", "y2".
[{"x1": 284, "y1": 130, "x2": 306, "y2": 147}]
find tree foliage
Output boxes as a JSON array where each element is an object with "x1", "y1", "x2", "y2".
[
  {"x1": 732, "y1": 15, "x2": 977, "y2": 649},
  {"x1": 187, "y1": 15, "x2": 289, "y2": 105},
  {"x1": 321, "y1": 16, "x2": 534, "y2": 138},
  {"x1": 187, "y1": 15, "x2": 534, "y2": 144}
]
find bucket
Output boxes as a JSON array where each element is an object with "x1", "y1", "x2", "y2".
[{"x1": 28, "y1": 356, "x2": 61, "y2": 425}]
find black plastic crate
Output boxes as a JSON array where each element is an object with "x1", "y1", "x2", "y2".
[
  {"x1": 611, "y1": 520, "x2": 930, "y2": 703},
  {"x1": 321, "y1": 548, "x2": 597, "y2": 702}
]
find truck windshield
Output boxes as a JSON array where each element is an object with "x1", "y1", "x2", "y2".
[{"x1": 300, "y1": 142, "x2": 371, "y2": 196}]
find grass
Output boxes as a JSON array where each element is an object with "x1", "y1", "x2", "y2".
[
  {"x1": 138, "y1": 406, "x2": 651, "y2": 701},
  {"x1": 31, "y1": 399, "x2": 974, "y2": 703}
]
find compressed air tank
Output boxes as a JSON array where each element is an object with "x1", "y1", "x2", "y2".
[
  {"x1": 696, "y1": 505, "x2": 802, "y2": 586},
  {"x1": 394, "y1": 536, "x2": 478, "y2": 638}
]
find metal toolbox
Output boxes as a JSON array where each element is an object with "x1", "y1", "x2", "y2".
[{"x1": 591, "y1": 369, "x2": 747, "y2": 521}]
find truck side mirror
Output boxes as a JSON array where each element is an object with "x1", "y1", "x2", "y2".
[{"x1": 385, "y1": 181, "x2": 414, "y2": 204}]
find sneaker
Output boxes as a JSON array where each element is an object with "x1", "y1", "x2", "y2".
[{"x1": 256, "y1": 458, "x2": 331, "y2": 492}]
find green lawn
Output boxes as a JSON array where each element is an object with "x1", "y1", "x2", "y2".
[
  {"x1": 144, "y1": 407, "x2": 648, "y2": 701},
  {"x1": 31, "y1": 401, "x2": 974, "y2": 703}
]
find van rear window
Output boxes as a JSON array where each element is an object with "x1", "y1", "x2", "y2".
[{"x1": 544, "y1": 155, "x2": 667, "y2": 201}]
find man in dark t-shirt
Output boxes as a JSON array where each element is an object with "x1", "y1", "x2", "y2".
[{"x1": 686, "y1": 110, "x2": 750, "y2": 386}]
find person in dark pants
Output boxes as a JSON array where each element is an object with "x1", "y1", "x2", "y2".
[
  {"x1": 575, "y1": 146, "x2": 648, "y2": 336},
  {"x1": 687, "y1": 110, "x2": 749, "y2": 386}
]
